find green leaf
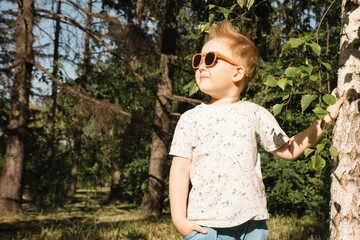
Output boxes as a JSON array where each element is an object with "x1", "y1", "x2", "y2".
[
  {"x1": 311, "y1": 152, "x2": 326, "y2": 170},
  {"x1": 288, "y1": 38, "x2": 305, "y2": 48},
  {"x1": 329, "y1": 146, "x2": 338, "y2": 161},
  {"x1": 320, "y1": 119, "x2": 326, "y2": 130},
  {"x1": 301, "y1": 72, "x2": 309, "y2": 79},
  {"x1": 219, "y1": 7, "x2": 231, "y2": 19},
  {"x1": 273, "y1": 104, "x2": 283, "y2": 116},
  {"x1": 284, "y1": 67, "x2": 300, "y2": 78},
  {"x1": 310, "y1": 75, "x2": 318, "y2": 81},
  {"x1": 313, "y1": 105, "x2": 329, "y2": 119},
  {"x1": 304, "y1": 148, "x2": 315, "y2": 158},
  {"x1": 304, "y1": 34, "x2": 313, "y2": 41},
  {"x1": 265, "y1": 75, "x2": 277, "y2": 87},
  {"x1": 301, "y1": 95, "x2": 317, "y2": 113},
  {"x1": 280, "y1": 42, "x2": 291, "y2": 56},
  {"x1": 316, "y1": 143, "x2": 325, "y2": 152},
  {"x1": 323, "y1": 94, "x2": 336, "y2": 106},
  {"x1": 284, "y1": 109, "x2": 292, "y2": 121},
  {"x1": 183, "y1": 81, "x2": 199, "y2": 96},
  {"x1": 301, "y1": 64, "x2": 313, "y2": 74},
  {"x1": 277, "y1": 78, "x2": 287, "y2": 90},
  {"x1": 208, "y1": 4, "x2": 216, "y2": 10},
  {"x1": 198, "y1": 23, "x2": 209, "y2": 33},
  {"x1": 237, "y1": 0, "x2": 245, "y2": 8},
  {"x1": 309, "y1": 41, "x2": 321, "y2": 56},
  {"x1": 321, "y1": 61, "x2": 331, "y2": 70},
  {"x1": 282, "y1": 94, "x2": 290, "y2": 101},
  {"x1": 209, "y1": 13, "x2": 215, "y2": 24},
  {"x1": 246, "y1": 0, "x2": 255, "y2": 9}
]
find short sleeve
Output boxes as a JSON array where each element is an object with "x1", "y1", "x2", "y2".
[
  {"x1": 169, "y1": 113, "x2": 194, "y2": 160},
  {"x1": 255, "y1": 106, "x2": 289, "y2": 152}
]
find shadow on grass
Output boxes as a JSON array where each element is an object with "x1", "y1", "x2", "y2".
[{"x1": 0, "y1": 216, "x2": 168, "y2": 240}]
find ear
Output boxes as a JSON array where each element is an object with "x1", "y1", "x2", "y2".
[{"x1": 232, "y1": 66, "x2": 247, "y2": 83}]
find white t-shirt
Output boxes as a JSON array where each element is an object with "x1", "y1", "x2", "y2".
[{"x1": 169, "y1": 100, "x2": 289, "y2": 227}]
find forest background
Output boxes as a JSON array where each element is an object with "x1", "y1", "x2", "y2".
[{"x1": 0, "y1": 0, "x2": 347, "y2": 238}]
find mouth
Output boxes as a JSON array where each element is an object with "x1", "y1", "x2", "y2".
[{"x1": 199, "y1": 75, "x2": 209, "y2": 80}]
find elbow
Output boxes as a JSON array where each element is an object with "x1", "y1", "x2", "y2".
[{"x1": 271, "y1": 141, "x2": 301, "y2": 161}]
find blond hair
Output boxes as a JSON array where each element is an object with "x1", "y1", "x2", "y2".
[{"x1": 208, "y1": 21, "x2": 260, "y2": 82}]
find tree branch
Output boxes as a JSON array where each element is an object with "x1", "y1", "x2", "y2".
[
  {"x1": 315, "y1": 0, "x2": 337, "y2": 43},
  {"x1": 165, "y1": 93, "x2": 202, "y2": 104},
  {"x1": 30, "y1": 60, "x2": 131, "y2": 117},
  {"x1": 35, "y1": 8, "x2": 202, "y2": 107}
]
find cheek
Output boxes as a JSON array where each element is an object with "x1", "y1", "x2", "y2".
[{"x1": 195, "y1": 70, "x2": 200, "y2": 81}]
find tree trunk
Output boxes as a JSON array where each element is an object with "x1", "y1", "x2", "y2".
[
  {"x1": 0, "y1": 0, "x2": 34, "y2": 216},
  {"x1": 329, "y1": 0, "x2": 360, "y2": 239},
  {"x1": 69, "y1": 120, "x2": 82, "y2": 194},
  {"x1": 140, "y1": 0, "x2": 179, "y2": 216},
  {"x1": 70, "y1": 0, "x2": 92, "y2": 195},
  {"x1": 135, "y1": 0, "x2": 144, "y2": 26},
  {"x1": 45, "y1": 0, "x2": 61, "y2": 164},
  {"x1": 106, "y1": 0, "x2": 144, "y2": 204},
  {"x1": 107, "y1": 163, "x2": 122, "y2": 204}
]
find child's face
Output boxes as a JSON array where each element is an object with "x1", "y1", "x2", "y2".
[{"x1": 195, "y1": 39, "x2": 241, "y2": 100}]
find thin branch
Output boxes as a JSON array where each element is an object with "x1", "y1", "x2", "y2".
[
  {"x1": 66, "y1": 0, "x2": 110, "y2": 20},
  {"x1": 0, "y1": 63, "x2": 18, "y2": 71},
  {"x1": 35, "y1": 8, "x2": 202, "y2": 106},
  {"x1": 30, "y1": 60, "x2": 131, "y2": 117},
  {"x1": 315, "y1": 0, "x2": 337, "y2": 43},
  {"x1": 165, "y1": 93, "x2": 202, "y2": 105}
]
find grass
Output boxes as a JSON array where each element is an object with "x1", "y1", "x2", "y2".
[{"x1": 0, "y1": 188, "x2": 329, "y2": 240}]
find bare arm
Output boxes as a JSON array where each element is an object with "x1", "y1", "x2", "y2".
[
  {"x1": 169, "y1": 156, "x2": 207, "y2": 236},
  {"x1": 271, "y1": 92, "x2": 344, "y2": 161}
]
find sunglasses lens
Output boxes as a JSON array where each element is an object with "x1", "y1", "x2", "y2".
[
  {"x1": 205, "y1": 52, "x2": 216, "y2": 66},
  {"x1": 193, "y1": 55, "x2": 202, "y2": 68}
]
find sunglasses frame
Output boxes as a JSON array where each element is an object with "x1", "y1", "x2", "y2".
[{"x1": 192, "y1": 51, "x2": 240, "y2": 69}]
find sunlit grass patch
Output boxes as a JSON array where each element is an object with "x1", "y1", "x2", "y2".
[{"x1": 268, "y1": 215, "x2": 328, "y2": 240}]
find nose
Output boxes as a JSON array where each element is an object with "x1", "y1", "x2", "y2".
[{"x1": 198, "y1": 56, "x2": 206, "y2": 70}]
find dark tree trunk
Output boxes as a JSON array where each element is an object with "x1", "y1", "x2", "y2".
[
  {"x1": 107, "y1": 163, "x2": 122, "y2": 204},
  {"x1": 70, "y1": 121, "x2": 82, "y2": 194},
  {"x1": 70, "y1": 0, "x2": 92, "y2": 195},
  {"x1": 106, "y1": 0, "x2": 145, "y2": 205},
  {"x1": 0, "y1": 0, "x2": 34, "y2": 216},
  {"x1": 45, "y1": 0, "x2": 61, "y2": 164},
  {"x1": 140, "y1": 0, "x2": 179, "y2": 216}
]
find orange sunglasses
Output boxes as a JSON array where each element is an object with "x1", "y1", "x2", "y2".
[{"x1": 192, "y1": 51, "x2": 243, "y2": 68}]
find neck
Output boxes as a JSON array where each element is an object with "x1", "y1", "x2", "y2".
[{"x1": 208, "y1": 97, "x2": 241, "y2": 105}]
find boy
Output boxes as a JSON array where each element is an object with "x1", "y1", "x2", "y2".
[{"x1": 169, "y1": 21, "x2": 344, "y2": 240}]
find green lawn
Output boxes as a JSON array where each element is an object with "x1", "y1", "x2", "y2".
[{"x1": 0, "y1": 189, "x2": 329, "y2": 240}]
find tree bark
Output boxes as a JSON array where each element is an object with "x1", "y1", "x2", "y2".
[
  {"x1": 0, "y1": 0, "x2": 34, "y2": 216},
  {"x1": 330, "y1": 0, "x2": 360, "y2": 239},
  {"x1": 70, "y1": 0, "x2": 92, "y2": 195},
  {"x1": 140, "y1": 0, "x2": 179, "y2": 216}
]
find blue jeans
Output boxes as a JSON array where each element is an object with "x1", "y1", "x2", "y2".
[{"x1": 184, "y1": 220, "x2": 269, "y2": 240}]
